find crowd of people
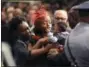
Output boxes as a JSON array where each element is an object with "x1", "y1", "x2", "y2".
[{"x1": 1, "y1": 1, "x2": 89, "y2": 67}]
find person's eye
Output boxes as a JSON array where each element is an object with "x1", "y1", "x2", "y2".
[
  {"x1": 26, "y1": 27, "x2": 30, "y2": 30},
  {"x1": 55, "y1": 17, "x2": 60, "y2": 20},
  {"x1": 55, "y1": 17, "x2": 66, "y2": 21},
  {"x1": 26, "y1": 27, "x2": 29, "y2": 30},
  {"x1": 62, "y1": 18, "x2": 66, "y2": 20}
]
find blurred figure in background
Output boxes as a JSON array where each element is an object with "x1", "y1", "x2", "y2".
[
  {"x1": 6, "y1": 6, "x2": 15, "y2": 22},
  {"x1": 54, "y1": 9, "x2": 71, "y2": 32},
  {"x1": 14, "y1": 8, "x2": 23, "y2": 17},
  {"x1": 52, "y1": 9, "x2": 70, "y2": 45},
  {"x1": 17, "y1": 2, "x2": 28, "y2": 11},
  {"x1": 1, "y1": 11, "x2": 7, "y2": 25},
  {"x1": 54, "y1": 10, "x2": 68, "y2": 23},
  {"x1": 26, "y1": 5, "x2": 37, "y2": 26}
]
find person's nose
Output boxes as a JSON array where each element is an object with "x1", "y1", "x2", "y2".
[
  {"x1": 26, "y1": 28, "x2": 30, "y2": 33},
  {"x1": 58, "y1": 19, "x2": 63, "y2": 22}
]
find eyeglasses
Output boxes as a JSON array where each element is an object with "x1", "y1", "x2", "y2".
[{"x1": 55, "y1": 17, "x2": 67, "y2": 21}]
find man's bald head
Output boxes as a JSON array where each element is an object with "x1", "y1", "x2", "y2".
[{"x1": 54, "y1": 10, "x2": 68, "y2": 23}]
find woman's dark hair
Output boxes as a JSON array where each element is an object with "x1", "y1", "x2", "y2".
[
  {"x1": 8, "y1": 16, "x2": 26, "y2": 45},
  {"x1": 9, "y1": 16, "x2": 25, "y2": 33}
]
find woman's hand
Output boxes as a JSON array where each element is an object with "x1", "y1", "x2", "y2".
[
  {"x1": 32, "y1": 37, "x2": 48, "y2": 49},
  {"x1": 47, "y1": 48, "x2": 59, "y2": 58},
  {"x1": 47, "y1": 45, "x2": 64, "y2": 59},
  {"x1": 38, "y1": 37, "x2": 48, "y2": 44}
]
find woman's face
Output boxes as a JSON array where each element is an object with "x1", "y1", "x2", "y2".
[
  {"x1": 40, "y1": 17, "x2": 49, "y2": 32},
  {"x1": 42, "y1": 19, "x2": 48, "y2": 28},
  {"x1": 35, "y1": 17, "x2": 49, "y2": 33},
  {"x1": 18, "y1": 21, "x2": 30, "y2": 37}
]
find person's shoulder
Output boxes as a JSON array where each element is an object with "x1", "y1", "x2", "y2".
[{"x1": 14, "y1": 39, "x2": 26, "y2": 46}]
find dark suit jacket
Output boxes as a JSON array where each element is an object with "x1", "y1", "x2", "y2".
[{"x1": 13, "y1": 39, "x2": 31, "y2": 66}]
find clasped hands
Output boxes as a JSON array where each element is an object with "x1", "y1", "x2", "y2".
[{"x1": 37, "y1": 37, "x2": 64, "y2": 57}]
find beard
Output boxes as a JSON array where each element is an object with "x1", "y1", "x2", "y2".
[{"x1": 19, "y1": 33, "x2": 30, "y2": 41}]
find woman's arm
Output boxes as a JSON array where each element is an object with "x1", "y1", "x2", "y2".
[
  {"x1": 30, "y1": 44, "x2": 53, "y2": 56},
  {"x1": 32, "y1": 37, "x2": 48, "y2": 49},
  {"x1": 27, "y1": 37, "x2": 52, "y2": 56}
]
